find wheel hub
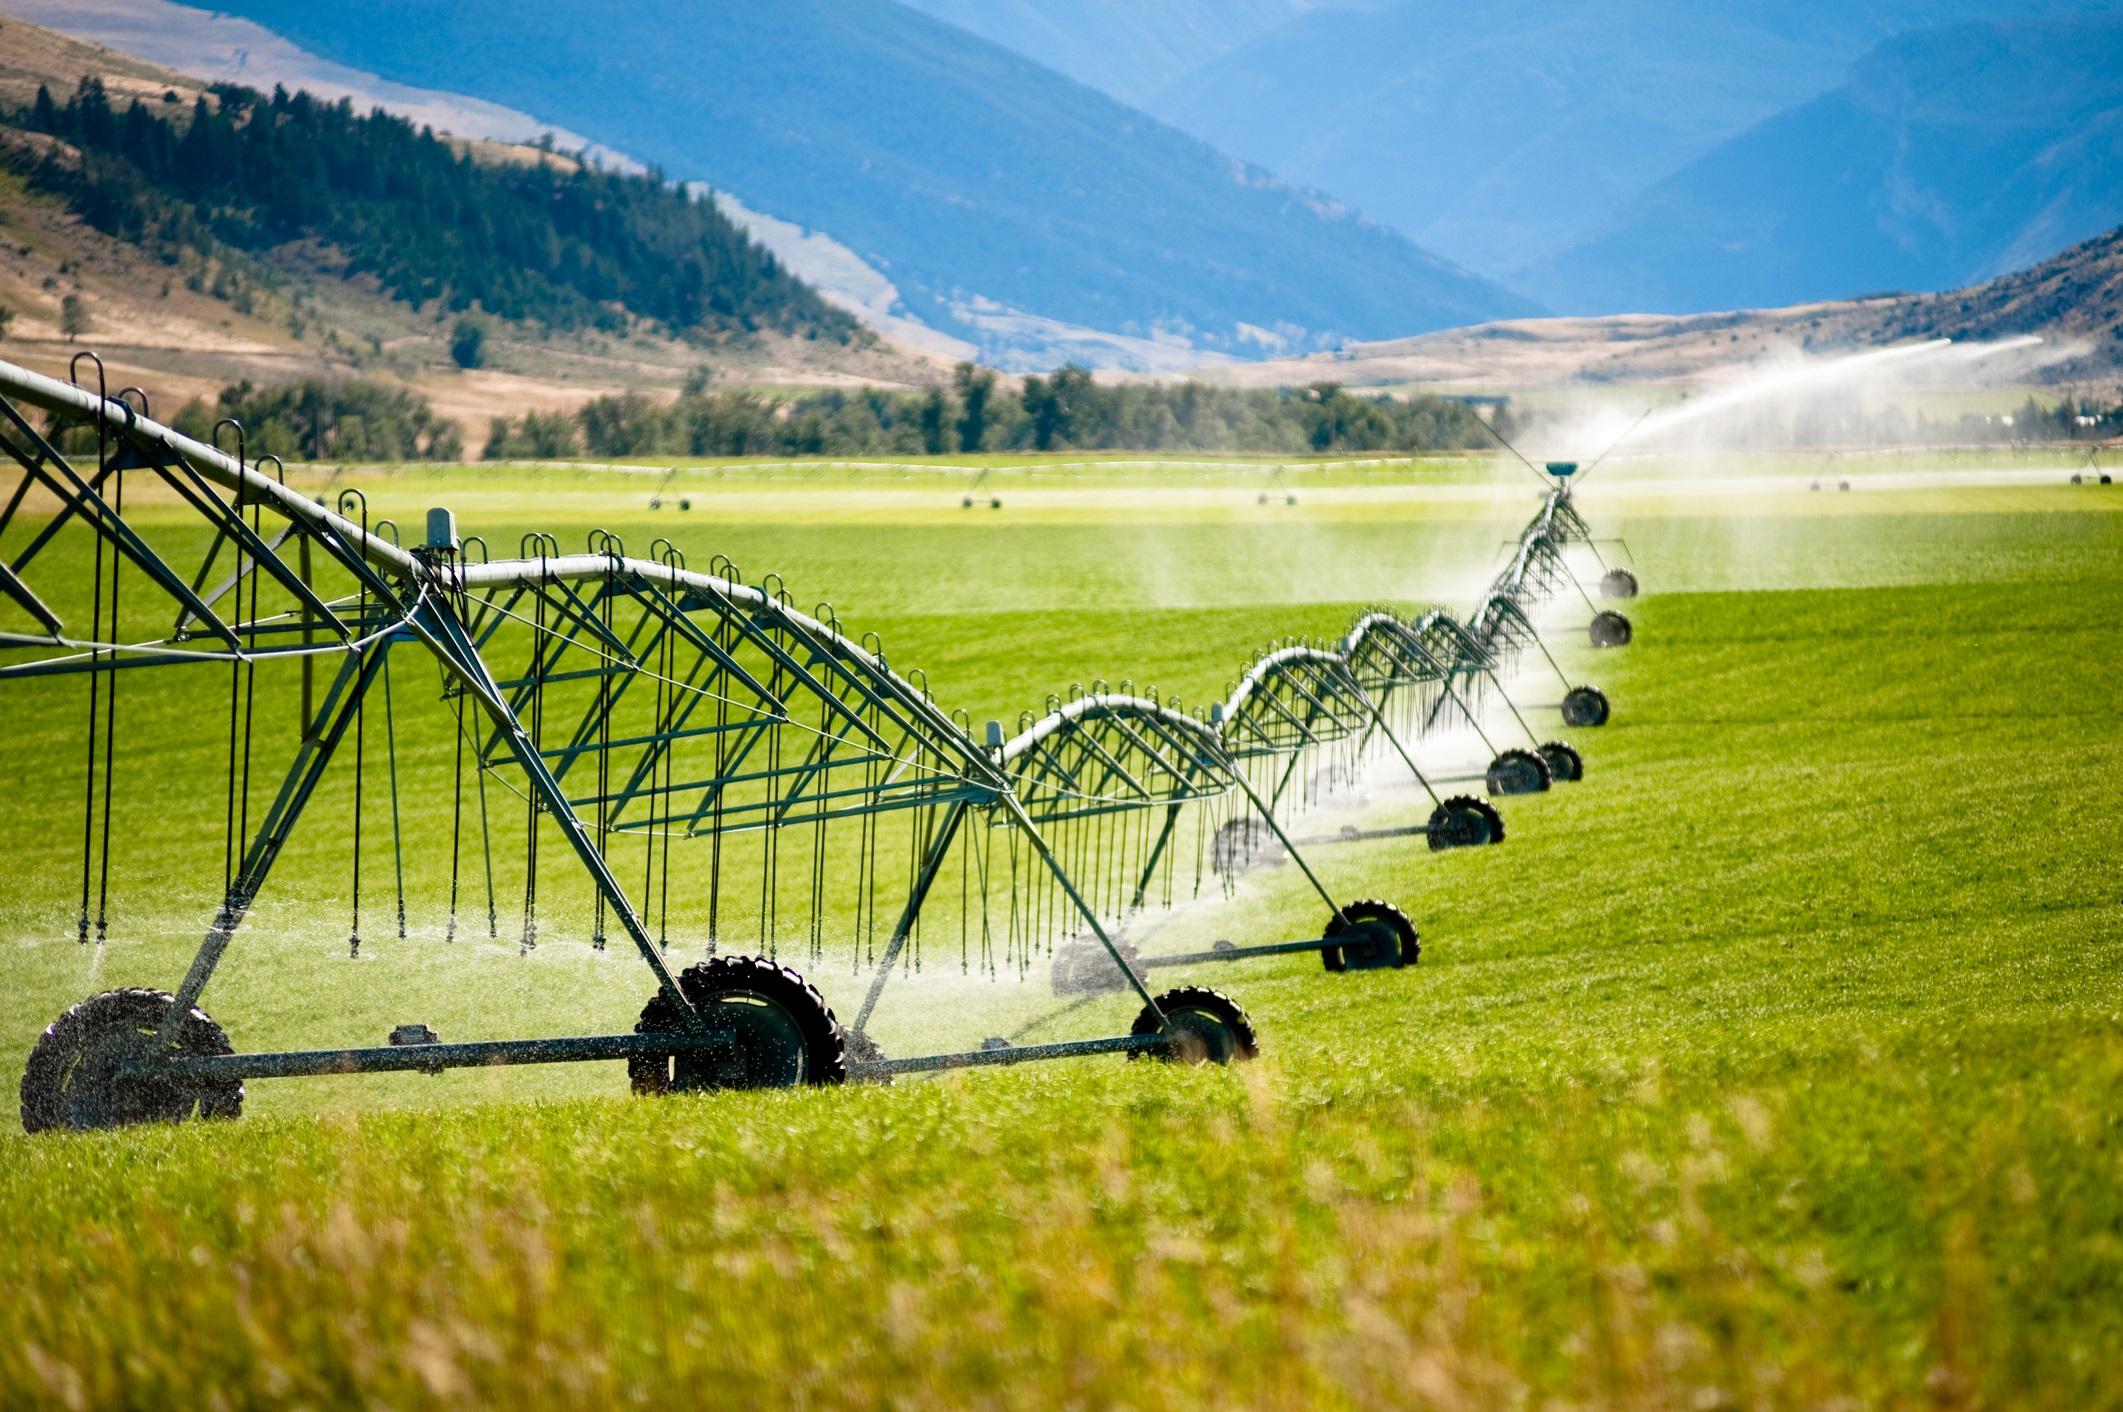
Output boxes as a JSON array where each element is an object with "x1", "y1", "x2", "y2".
[
  {"x1": 62, "y1": 1028, "x2": 186, "y2": 1129},
  {"x1": 1336, "y1": 919, "x2": 1401, "y2": 970},
  {"x1": 1160, "y1": 1009, "x2": 1242, "y2": 1064},
  {"x1": 1487, "y1": 749, "x2": 1550, "y2": 795},
  {"x1": 672, "y1": 992, "x2": 809, "y2": 1090}
]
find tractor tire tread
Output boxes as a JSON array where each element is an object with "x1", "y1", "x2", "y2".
[
  {"x1": 630, "y1": 954, "x2": 846, "y2": 1094},
  {"x1": 21, "y1": 988, "x2": 240, "y2": 1134},
  {"x1": 1322, "y1": 898, "x2": 1419, "y2": 970},
  {"x1": 1130, "y1": 986, "x2": 1260, "y2": 1063}
]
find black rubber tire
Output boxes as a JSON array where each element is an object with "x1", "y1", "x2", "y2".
[
  {"x1": 1589, "y1": 610, "x2": 1633, "y2": 648},
  {"x1": 1486, "y1": 747, "x2": 1553, "y2": 796},
  {"x1": 1427, "y1": 794, "x2": 1505, "y2": 850},
  {"x1": 1538, "y1": 740, "x2": 1585, "y2": 783},
  {"x1": 1051, "y1": 935, "x2": 1141, "y2": 996},
  {"x1": 1561, "y1": 685, "x2": 1610, "y2": 728},
  {"x1": 1130, "y1": 987, "x2": 1259, "y2": 1065},
  {"x1": 1322, "y1": 898, "x2": 1419, "y2": 972},
  {"x1": 629, "y1": 955, "x2": 845, "y2": 1094},
  {"x1": 1211, "y1": 816, "x2": 1286, "y2": 874},
  {"x1": 1600, "y1": 567, "x2": 1640, "y2": 600},
  {"x1": 21, "y1": 989, "x2": 243, "y2": 1134}
]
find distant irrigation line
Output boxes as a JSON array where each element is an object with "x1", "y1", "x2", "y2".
[{"x1": 482, "y1": 454, "x2": 1486, "y2": 479}]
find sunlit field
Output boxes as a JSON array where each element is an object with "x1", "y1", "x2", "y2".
[{"x1": 2, "y1": 453, "x2": 2119, "y2": 1408}]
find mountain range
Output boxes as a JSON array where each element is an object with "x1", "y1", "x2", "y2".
[
  {"x1": 8, "y1": 0, "x2": 2122, "y2": 367},
  {"x1": 894, "y1": 0, "x2": 1306, "y2": 108},
  {"x1": 894, "y1": 0, "x2": 2123, "y2": 320},
  {"x1": 192, "y1": 0, "x2": 1531, "y2": 370},
  {"x1": 1531, "y1": 17, "x2": 2123, "y2": 313},
  {"x1": 1142, "y1": 1, "x2": 2122, "y2": 277}
]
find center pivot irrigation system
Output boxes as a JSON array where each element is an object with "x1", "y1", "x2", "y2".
[
  {"x1": 0, "y1": 355, "x2": 1634, "y2": 1134},
  {"x1": 1009, "y1": 501, "x2": 1635, "y2": 995},
  {"x1": 1496, "y1": 462, "x2": 1640, "y2": 649}
]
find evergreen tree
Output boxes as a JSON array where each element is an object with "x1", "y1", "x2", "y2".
[
  {"x1": 953, "y1": 362, "x2": 995, "y2": 454},
  {"x1": 450, "y1": 316, "x2": 487, "y2": 370},
  {"x1": 917, "y1": 388, "x2": 948, "y2": 455},
  {"x1": 10, "y1": 79, "x2": 856, "y2": 342}
]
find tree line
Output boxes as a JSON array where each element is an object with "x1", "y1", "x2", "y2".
[
  {"x1": 166, "y1": 379, "x2": 464, "y2": 462},
  {"x1": 11, "y1": 77, "x2": 857, "y2": 341},
  {"x1": 40, "y1": 373, "x2": 2116, "y2": 468},
  {"x1": 486, "y1": 364, "x2": 1506, "y2": 459}
]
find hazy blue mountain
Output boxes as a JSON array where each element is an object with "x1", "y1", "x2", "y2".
[
  {"x1": 893, "y1": 0, "x2": 1306, "y2": 107},
  {"x1": 1147, "y1": 0, "x2": 2118, "y2": 286},
  {"x1": 196, "y1": 0, "x2": 1533, "y2": 368},
  {"x1": 1535, "y1": 19, "x2": 2123, "y2": 314}
]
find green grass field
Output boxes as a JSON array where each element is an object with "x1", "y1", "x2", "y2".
[{"x1": 2, "y1": 456, "x2": 2119, "y2": 1408}]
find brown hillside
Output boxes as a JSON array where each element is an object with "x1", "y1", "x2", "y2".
[
  {"x1": 0, "y1": 11, "x2": 940, "y2": 440},
  {"x1": 1178, "y1": 226, "x2": 2123, "y2": 397},
  {"x1": 1863, "y1": 226, "x2": 2123, "y2": 358}
]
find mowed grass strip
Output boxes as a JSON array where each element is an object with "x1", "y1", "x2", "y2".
[{"x1": 0, "y1": 478, "x2": 2118, "y2": 1407}]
